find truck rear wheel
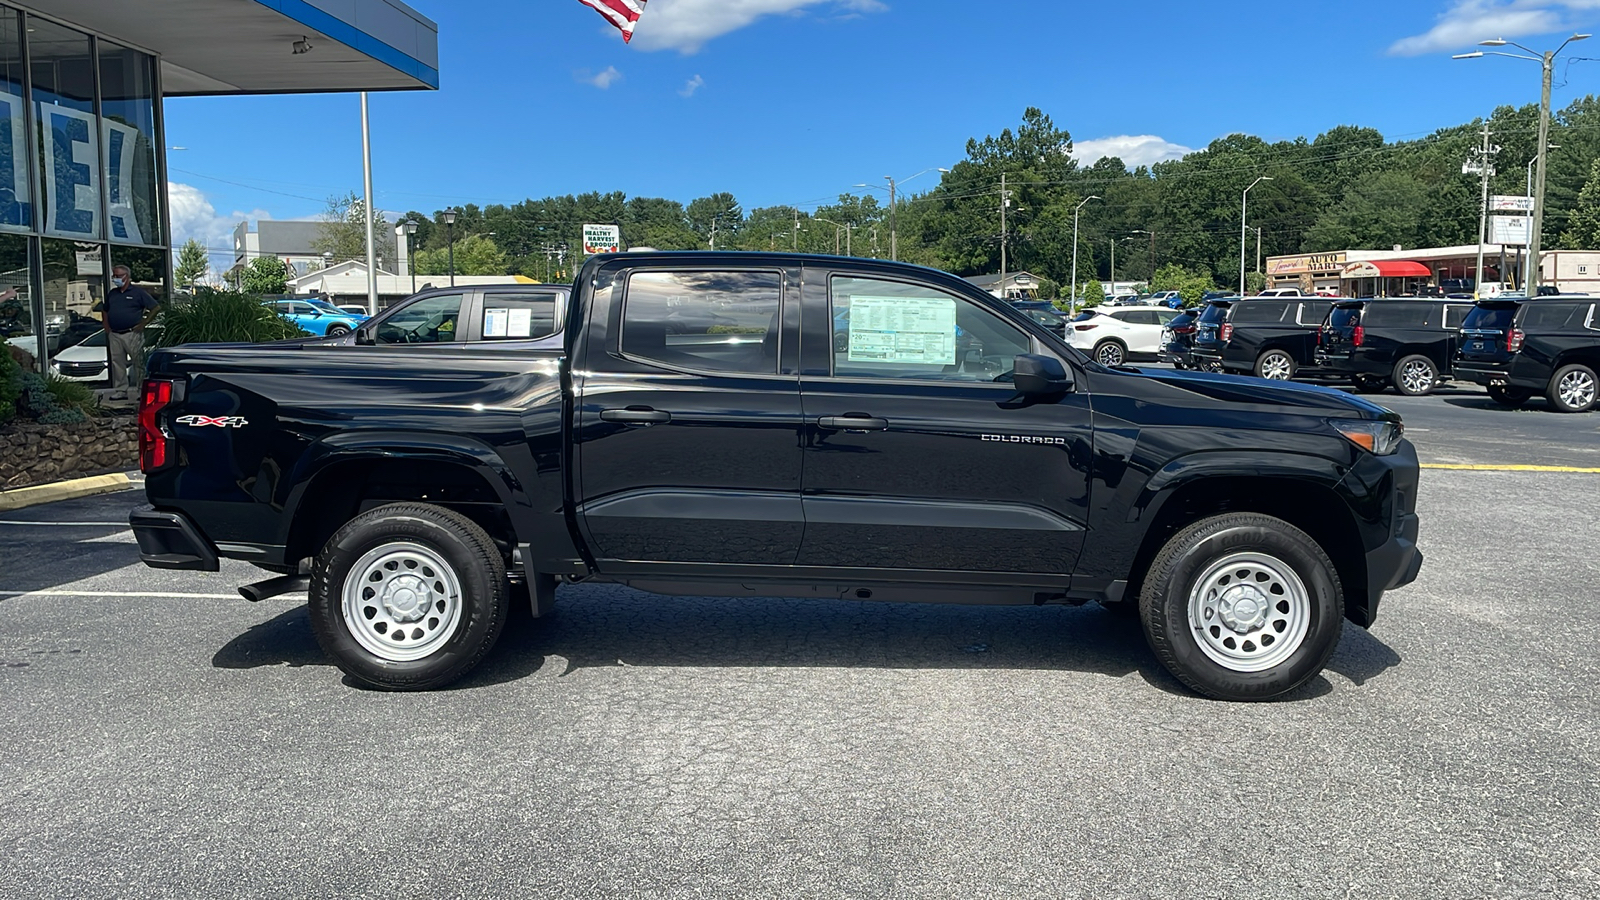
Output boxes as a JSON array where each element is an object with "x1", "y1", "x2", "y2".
[
  {"x1": 1546, "y1": 364, "x2": 1597, "y2": 413},
  {"x1": 308, "y1": 502, "x2": 508, "y2": 691},
  {"x1": 1139, "y1": 513, "x2": 1343, "y2": 701},
  {"x1": 1392, "y1": 354, "x2": 1438, "y2": 396}
]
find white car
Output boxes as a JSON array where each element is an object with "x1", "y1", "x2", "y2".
[
  {"x1": 1067, "y1": 305, "x2": 1183, "y2": 366},
  {"x1": 49, "y1": 330, "x2": 112, "y2": 382}
]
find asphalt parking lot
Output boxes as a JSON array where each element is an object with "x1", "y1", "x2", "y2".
[{"x1": 2, "y1": 388, "x2": 1598, "y2": 899}]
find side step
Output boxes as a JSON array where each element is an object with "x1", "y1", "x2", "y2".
[{"x1": 238, "y1": 574, "x2": 311, "y2": 603}]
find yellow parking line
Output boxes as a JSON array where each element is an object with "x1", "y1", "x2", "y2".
[{"x1": 1421, "y1": 463, "x2": 1600, "y2": 473}]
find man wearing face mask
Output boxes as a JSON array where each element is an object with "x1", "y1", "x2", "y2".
[{"x1": 92, "y1": 265, "x2": 160, "y2": 399}]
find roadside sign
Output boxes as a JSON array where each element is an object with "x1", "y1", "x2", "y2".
[
  {"x1": 1490, "y1": 214, "x2": 1530, "y2": 245},
  {"x1": 582, "y1": 224, "x2": 621, "y2": 254},
  {"x1": 1490, "y1": 195, "x2": 1536, "y2": 212}
]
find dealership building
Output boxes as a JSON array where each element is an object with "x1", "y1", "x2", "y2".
[
  {"x1": 0, "y1": 0, "x2": 438, "y2": 370},
  {"x1": 1266, "y1": 244, "x2": 1600, "y2": 297}
]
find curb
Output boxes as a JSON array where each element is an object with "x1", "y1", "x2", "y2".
[{"x1": 0, "y1": 472, "x2": 139, "y2": 512}]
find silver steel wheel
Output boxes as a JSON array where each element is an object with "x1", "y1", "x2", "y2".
[
  {"x1": 341, "y1": 540, "x2": 464, "y2": 662},
  {"x1": 1187, "y1": 551, "x2": 1310, "y2": 673},
  {"x1": 1096, "y1": 342, "x2": 1125, "y2": 366},
  {"x1": 1399, "y1": 359, "x2": 1435, "y2": 395},
  {"x1": 1258, "y1": 352, "x2": 1292, "y2": 380},
  {"x1": 1558, "y1": 369, "x2": 1596, "y2": 409}
]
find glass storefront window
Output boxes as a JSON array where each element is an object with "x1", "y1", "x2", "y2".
[
  {"x1": 0, "y1": 10, "x2": 29, "y2": 231},
  {"x1": 99, "y1": 43, "x2": 157, "y2": 246},
  {"x1": 109, "y1": 243, "x2": 166, "y2": 303},
  {"x1": 29, "y1": 19, "x2": 99, "y2": 241},
  {"x1": 40, "y1": 237, "x2": 104, "y2": 361},
  {"x1": 0, "y1": 232, "x2": 33, "y2": 363}
]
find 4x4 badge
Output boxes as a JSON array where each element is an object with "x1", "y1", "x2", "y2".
[{"x1": 176, "y1": 415, "x2": 248, "y2": 428}]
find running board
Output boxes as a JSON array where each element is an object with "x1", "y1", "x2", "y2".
[{"x1": 238, "y1": 574, "x2": 310, "y2": 603}]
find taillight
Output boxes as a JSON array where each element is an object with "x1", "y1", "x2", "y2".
[
  {"x1": 139, "y1": 379, "x2": 175, "y2": 472},
  {"x1": 1220, "y1": 323, "x2": 1234, "y2": 341},
  {"x1": 1316, "y1": 326, "x2": 1324, "y2": 346},
  {"x1": 1174, "y1": 325, "x2": 1196, "y2": 334},
  {"x1": 1352, "y1": 325, "x2": 1364, "y2": 347},
  {"x1": 1507, "y1": 328, "x2": 1525, "y2": 352},
  {"x1": 1074, "y1": 323, "x2": 1098, "y2": 331}
]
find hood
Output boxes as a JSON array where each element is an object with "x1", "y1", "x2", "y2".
[{"x1": 1121, "y1": 365, "x2": 1397, "y2": 420}]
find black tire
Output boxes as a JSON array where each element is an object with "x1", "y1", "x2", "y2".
[
  {"x1": 1093, "y1": 339, "x2": 1127, "y2": 367},
  {"x1": 1351, "y1": 374, "x2": 1388, "y2": 394},
  {"x1": 325, "y1": 325, "x2": 351, "y2": 337},
  {"x1": 1486, "y1": 383, "x2": 1533, "y2": 408},
  {"x1": 1391, "y1": 354, "x2": 1439, "y2": 397},
  {"x1": 1546, "y1": 363, "x2": 1598, "y2": 413},
  {"x1": 1138, "y1": 513, "x2": 1344, "y2": 701},
  {"x1": 1254, "y1": 349, "x2": 1296, "y2": 380},
  {"x1": 308, "y1": 502, "x2": 508, "y2": 691}
]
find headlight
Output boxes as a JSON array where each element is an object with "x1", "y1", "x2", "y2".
[{"x1": 1332, "y1": 419, "x2": 1404, "y2": 455}]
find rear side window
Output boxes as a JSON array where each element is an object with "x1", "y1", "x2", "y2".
[
  {"x1": 1444, "y1": 305, "x2": 1471, "y2": 329},
  {"x1": 1116, "y1": 310, "x2": 1160, "y2": 325},
  {"x1": 621, "y1": 270, "x2": 782, "y2": 375},
  {"x1": 480, "y1": 292, "x2": 560, "y2": 340},
  {"x1": 1462, "y1": 304, "x2": 1518, "y2": 332},
  {"x1": 1358, "y1": 303, "x2": 1403, "y2": 327},
  {"x1": 1518, "y1": 302, "x2": 1585, "y2": 330},
  {"x1": 1230, "y1": 301, "x2": 1289, "y2": 324}
]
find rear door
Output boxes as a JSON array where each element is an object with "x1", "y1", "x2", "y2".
[
  {"x1": 795, "y1": 267, "x2": 1093, "y2": 576},
  {"x1": 572, "y1": 264, "x2": 805, "y2": 567},
  {"x1": 1458, "y1": 301, "x2": 1521, "y2": 364}
]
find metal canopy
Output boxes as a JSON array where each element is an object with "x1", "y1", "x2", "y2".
[{"x1": 15, "y1": 0, "x2": 439, "y2": 94}]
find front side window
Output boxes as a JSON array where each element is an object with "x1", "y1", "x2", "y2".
[
  {"x1": 480, "y1": 291, "x2": 559, "y2": 341},
  {"x1": 620, "y1": 270, "x2": 780, "y2": 375},
  {"x1": 830, "y1": 276, "x2": 1028, "y2": 383},
  {"x1": 375, "y1": 294, "x2": 462, "y2": 344}
]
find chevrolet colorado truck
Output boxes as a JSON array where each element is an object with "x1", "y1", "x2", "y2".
[{"x1": 131, "y1": 252, "x2": 1423, "y2": 700}]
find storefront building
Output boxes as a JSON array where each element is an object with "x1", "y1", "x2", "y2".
[
  {"x1": 1267, "y1": 243, "x2": 1600, "y2": 298},
  {"x1": 0, "y1": 0, "x2": 438, "y2": 371}
]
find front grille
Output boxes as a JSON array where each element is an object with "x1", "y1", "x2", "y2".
[{"x1": 58, "y1": 362, "x2": 106, "y2": 376}]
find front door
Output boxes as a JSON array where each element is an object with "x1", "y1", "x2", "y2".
[
  {"x1": 573, "y1": 265, "x2": 804, "y2": 566},
  {"x1": 797, "y1": 269, "x2": 1093, "y2": 576}
]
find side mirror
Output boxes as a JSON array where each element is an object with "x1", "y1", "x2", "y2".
[
  {"x1": 355, "y1": 325, "x2": 376, "y2": 346},
  {"x1": 1013, "y1": 353, "x2": 1073, "y2": 396}
]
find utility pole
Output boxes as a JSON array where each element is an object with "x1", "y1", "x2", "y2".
[
  {"x1": 999, "y1": 173, "x2": 1009, "y2": 298},
  {"x1": 1256, "y1": 227, "x2": 1262, "y2": 275},
  {"x1": 886, "y1": 176, "x2": 899, "y2": 261},
  {"x1": 1463, "y1": 121, "x2": 1499, "y2": 295},
  {"x1": 1529, "y1": 50, "x2": 1555, "y2": 294},
  {"x1": 793, "y1": 208, "x2": 799, "y2": 252},
  {"x1": 1071, "y1": 195, "x2": 1100, "y2": 313},
  {"x1": 360, "y1": 92, "x2": 378, "y2": 315}
]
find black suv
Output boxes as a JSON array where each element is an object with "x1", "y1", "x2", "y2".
[
  {"x1": 1190, "y1": 297, "x2": 1333, "y2": 380},
  {"x1": 1158, "y1": 308, "x2": 1200, "y2": 368},
  {"x1": 1315, "y1": 299, "x2": 1475, "y2": 396},
  {"x1": 1454, "y1": 297, "x2": 1600, "y2": 412}
]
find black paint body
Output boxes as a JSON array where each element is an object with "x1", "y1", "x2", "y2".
[
  {"x1": 135, "y1": 253, "x2": 1422, "y2": 627},
  {"x1": 1316, "y1": 299, "x2": 1475, "y2": 380},
  {"x1": 1191, "y1": 297, "x2": 1335, "y2": 377},
  {"x1": 1454, "y1": 297, "x2": 1600, "y2": 392}
]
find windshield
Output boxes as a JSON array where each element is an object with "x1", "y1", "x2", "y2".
[
  {"x1": 1462, "y1": 304, "x2": 1518, "y2": 332},
  {"x1": 309, "y1": 300, "x2": 345, "y2": 313}
]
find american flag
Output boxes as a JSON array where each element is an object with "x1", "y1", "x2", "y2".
[{"x1": 579, "y1": 0, "x2": 647, "y2": 43}]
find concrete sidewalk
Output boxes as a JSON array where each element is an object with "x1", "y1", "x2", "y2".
[{"x1": 0, "y1": 471, "x2": 142, "y2": 512}]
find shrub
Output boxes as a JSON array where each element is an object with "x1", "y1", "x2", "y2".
[
  {"x1": 153, "y1": 287, "x2": 308, "y2": 347},
  {"x1": 0, "y1": 344, "x2": 19, "y2": 427},
  {"x1": 16, "y1": 371, "x2": 87, "y2": 424}
]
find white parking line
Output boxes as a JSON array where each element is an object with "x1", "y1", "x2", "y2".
[
  {"x1": 0, "y1": 590, "x2": 274, "y2": 600},
  {"x1": 0, "y1": 521, "x2": 130, "y2": 527}
]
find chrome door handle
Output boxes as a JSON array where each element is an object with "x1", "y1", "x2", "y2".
[
  {"x1": 817, "y1": 415, "x2": 888, "y2": 431},
  {"x1": 600, "y1": 407, "x2": 671, "y2": 425}
]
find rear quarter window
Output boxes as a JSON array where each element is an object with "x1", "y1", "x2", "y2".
[
  {"x1": 1517, "y1": 303, "x2": 1585, "y2": 330},
  {"x1": 1462, "y1": 304, "x2": 1518, "y2": 332},
  {"x1": 1230, "y1": 301, "x2": 1289, "y2": 324},
  {"x1": 1358, "y1": 303, "x2": 1407, "y2": 327}
]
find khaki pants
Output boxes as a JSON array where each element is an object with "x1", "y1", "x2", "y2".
[{"x1": 108, "y1": 329, "x2": 144, "y2": 392}]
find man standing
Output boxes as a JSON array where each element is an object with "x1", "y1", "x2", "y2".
[{"x1": 93, "y1": 265, "x2": 159, "y2": 399}]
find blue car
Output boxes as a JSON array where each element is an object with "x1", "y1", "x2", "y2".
[{"x1": 272, "y1": 299, "x2": 369, "y2": 336}]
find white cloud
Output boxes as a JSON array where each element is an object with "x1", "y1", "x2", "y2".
[
  {"x1": 679, "y1": 74, "x2": 705, "y2": 97},
  {"x1": 580, "y1": 66, "x2": 623, "y2": 89},
  {"x1": 631, "y1": 0, "x2": 887, "y2": 54},
  {"x1": 1073, "y1": 135, "x2": 1195, "y2": 168},
  {"x1": 167, "y1": 182, "x2": 272, "y2": 281},
  {"x1": 1389, "y1": 0, "x2": 1599, "y2": 56}
]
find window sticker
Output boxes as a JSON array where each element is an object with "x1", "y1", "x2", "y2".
[
  {"x1": 508, "y1": 307, "x2": 533, "y2": 337},
  {"x1": 484, "y1": 307, "x2": 509, "y2": 337},
  {"x1": 845, "y1": 296, "x2": 957, "y2": 365}
]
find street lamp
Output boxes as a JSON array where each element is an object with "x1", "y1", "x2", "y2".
[
  {"x1": 855, "y1": 166, "x2": 948, "y2": 261},
  {"x1": 813, "y1": 216, "x2": 851, "y2": 256},
  {"x1": 404, "y1": 220, "x2": 419, "y2": 294},
  {"x1": 1129, "y1": 229, "x2": 1155, "y2": 287},
  {"x1": 1110, "y1": 234, "x2": 1141, "y2": 302},
  {"x1": 1454, "y1": 33, "x2": 1590, "y2": 294},
  {"x1": 1070, "y1": 195, "x2": 1100, "y2": 312},
  {"x1": 442, "y1": 208, "x2": 459, "y2": 287},
  {"x1": 1241, "y1": 176, "x2": 1273, "y2": 296}
]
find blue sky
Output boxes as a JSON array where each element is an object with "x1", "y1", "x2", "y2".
[{"x1": 164, "y1": 0, "x2": 1600, "y2": 269}]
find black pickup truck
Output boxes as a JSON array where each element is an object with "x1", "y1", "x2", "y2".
[{"x1": 131, "y1": 252, "x2": 1422, "y2": 701}]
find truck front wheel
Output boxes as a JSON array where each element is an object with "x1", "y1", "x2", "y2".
[
  {"x1": 1139, "y1": 513, "x2": 1343, "y2": 701},
  {"x1": 309, "y1": 502, "x2": 508, "y2": 691}
]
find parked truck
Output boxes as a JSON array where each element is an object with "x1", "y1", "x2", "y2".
[{"x1": 131, "y1": 252, "x2": 1422, "y2": 700}]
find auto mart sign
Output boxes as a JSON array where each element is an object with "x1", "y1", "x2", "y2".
[{"x1": 1267, "y1": 252, "x2": 1346, "y2": 275}]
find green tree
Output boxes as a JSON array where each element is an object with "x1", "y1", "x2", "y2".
[
  {"x1": 313, "y1": 192, "x2": 395, "y2": 270},
  {"x1": 414, "y1": 233, "x2": 508, "y2": 276},
  {"x1": 1560, "y1": 157, "x2": 1600, "y2": 249},
  {"x1": 175, "y1": 239, "x2": 209, "y2": 288},
  {"x1": 1075, "y1": 278, "x2": 1104, "y2": 307},
  {"x1": 1245, "y1": 271, "x2": 1267, "y2": 294},
  {"x1": 1151, "y1": 263, "x2": 1214, "y2": 305},
  {"x1": 240, "y1": 256, "x2": 288, "y2": 295}
]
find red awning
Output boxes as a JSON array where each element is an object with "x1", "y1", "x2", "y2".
[{"x1": 1340, "y1": 260, "x2": 1432, "y2": 278}]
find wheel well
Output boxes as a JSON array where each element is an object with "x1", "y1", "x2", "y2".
[
  {"x1": 285, "y1": 458, "x2": 515, "y2": 568},
  {"x1": 1394, "y1": 346, "x2": 1440, "y2": 366},
  {"x1": 1094, "y1": 337, "x2": 1127, "y2": 348},
  {"x1": 1553, "y1": 350, "x2": 1600, "y2": 373},
  {"x1": 1127, "y1": 476, "x2": 1368, "y2": 623}
]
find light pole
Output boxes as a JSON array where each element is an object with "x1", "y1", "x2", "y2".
[
  {"x1": 1241, "y1": 176, "x2": 1272, "y2": 296},
  {"x1": 1070, "y1": 195, "x2": 1100, "y2": 312},
  {"x1": 813, "y1": 217, "x2": 849, "y2": 255},
  {"x1": 1111, "y1": 234, "x2": 1139, "y2": 301},
  {"x1": 1455, "y1": 33, "x2": 1590, "y2": 295},
  {"x1": 1129, "y1": 229, "x2": 1154, "y2": 288},
  {"x1": 442, "y1": 208, "x2": 458, "y2": 287},
  {"x1": 405, "y1": 220, "x2": 418, "y2": 294},
  {"x1": 855, "y1": 166, "x2": 947, "y2": 262}
]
